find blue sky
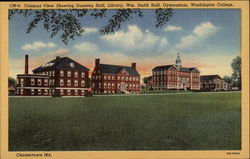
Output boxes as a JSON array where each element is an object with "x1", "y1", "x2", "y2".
[{"x1": 9, "y1": 9, "x2": 240, "y2": 78}]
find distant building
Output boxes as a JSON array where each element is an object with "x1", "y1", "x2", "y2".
[
  {"x1": 92, "y1": 59, "x2": 140, "y2": 94},
  {"x1": 145, "y1": 76, "x2": 153, "y2": 90},
  {"x1": 152, "y1": 53, "x2": 200, "y2": 90},
  {"x1": 16, "y1": 55, "x2": 90, "y2": 96},
  {"x1": 200, "y1": 75, "x2": 232, "y2": 91}
]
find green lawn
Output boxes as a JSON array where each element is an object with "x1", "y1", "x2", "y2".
[{"x1": 9, "y1": 92, "x2": 241, "y2": 151}]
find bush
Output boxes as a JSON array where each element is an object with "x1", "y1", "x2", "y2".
[
  {"x1": 51, "y1": 92, "x2": 62, "y2": 97},
  {"x1": 85, "y1": 92, "x2": 93, "y2": 97}
]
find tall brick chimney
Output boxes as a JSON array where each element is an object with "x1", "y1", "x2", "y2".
[
  {"x1": 132, "y1": 63, "x2": 136, "y2": 70},
  {"x1": 25, "y1": 55, "x2": 29, "y2": 74},
  {"x1": 95, "y1": 58, "x2": 100, "y2": 67}
]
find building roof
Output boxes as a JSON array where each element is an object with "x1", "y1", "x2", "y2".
[
  {"x1": 152, "y1": 65, "x2": 199, "y2": 73},
  {"x1": 200, "y1": 75, "x2": 222, "y2": 81},
  {"x1": 99, "y1": 64, "x2": 140, "y2": 76},
  {"x1": 33, "y1": 56, "x2": 89, "y2": 72},
  {"x1": 152, "y1": 65, "x2": 175, "y2": 71}
]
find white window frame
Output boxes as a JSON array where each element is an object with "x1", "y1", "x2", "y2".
[
  {"x1": 81, "y1": 80, "x2": 85, "y2": 87},
  {"x1": 31, "y1": 89, "x2": 34, "y2": 95},
  {"x1": 74, "y1": 80, "x2": 78, "y2": 87},
  {"x1": 67, "y1": 80, "x2": 71, "y2": 86},
  {"x1": 67, "y1": 71, "x2": 71, "y2": 77},
  {"x1": 60, "y1": 70, "x2": 64, "y2": 77},
  {"x1": 31, "y1": 78, "x2": 35, "y2": 86},
  {"x1": 38, "y1": 79, "x2": 42, "y2": 86},
  {"x1": 60, "y1": 79, "x2": 64, "y2": 86},
  {"x1": 74, "y1": 71, "x2": 78, "y2": 77}
]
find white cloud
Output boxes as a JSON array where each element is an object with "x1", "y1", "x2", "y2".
[
  {"x1": 175, "y1": 21, "x2": 219, "y2": 49},
  {"x1": 101, "y1": 25, "x2": 168, "y2": 50},
  {"x1": 81, "y1": 27, "x2": 98, "y2": 34},
  {"x1": 21, "y1": 41, "x2": 56, "y2": 51},
  {"x1": 164, "y1": 25, "x2": 182, "y2": 32},
  {"x1": 193, "y1": 21, "x2": 218, "y2": 36},
  {"x1": 48, "y1": 48, "x2": 70, "y2": 56},
  {"x1": 74, "y1": 42, "x2": 98, "y2": 52}
]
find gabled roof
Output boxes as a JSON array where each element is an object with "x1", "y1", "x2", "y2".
[
  {"x1": 180, "y1": 67, "x2": 200, "y2": 73},
  {"x1": 152, "y1": 65, "x2": 177, "y2": 71},
  {"x1": 99, "y1": 64, "x2": 140, "y2": 76},
  {"x1": 33, "y1": 57, "x2": 89, "y2": 72},
  {"x1": 200, "y1": 75, "x2": 222, "y2": 81}
]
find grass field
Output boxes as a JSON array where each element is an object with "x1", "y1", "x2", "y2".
[{"x1": 9, "y1": 92, "x2": 241, "y2": 151}]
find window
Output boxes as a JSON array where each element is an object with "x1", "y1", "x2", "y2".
[
  {"x1": 112, "y1": 83, "x2": 114, "y2": 88},
  {"x1": 121, "y1": 76, "x2": 124, "y2": 80},
  {"x1": 81, "y1": 90, "x2": 85, "y2": 95},
  {"x1": 74, "y1": 90, "x2": 78, "y2": 95},
  {"x1": 52, "y1": 71, "x2": 55, "y2": 76},
  {"x1": 31, "y1": 89, "x2": 34, "y2": 95},
  {"x1": 112, "y1": 76, "x2": 115, "y2": 80},
  {"x1": 104, "y1": 75, "x2": 107, "y2": 80},
  {"x1": 69, "y1": 62, "x2": 74, "y2": 67},
  {"x1": 74, "y1": 72, "x2": 78, "y2": 77},
  {"x1": 108, "y1": 83, "x2": 111, "y2": 88},
  {"x1": 81, "y1": 72, "x2": 85, "y2": 78},
  {"x1": 67, "y1": 80, "x2": 71, "y2": 86},
  {"x1": 44, "y1": 79, "x2": 48, "y2": 86},
  {"x1": 38, "y1": 89, "x2": 41, "y2": 95},
  {"x1": 118, "y1": 83, "x2": 120, "y2": 89},
  {"x1": 31, "y1": 79, "x2": 35, "y2": 85},
  {"x1": 67, "y1": 71, "x2": 71, "y2": 77},
  {"x1": 104, "y1": 83, "x2": 107, "y2": 88},
  {"x1": 60, "y1": 89, "x2": 64, "y2": 95},
  {"x1": 93, "y1": 76, "x2": 95, "y2": 80},
  {"x1": 38, "y1": 79, "x2": 41, "y2": 86},
  {"x1": 20, "y1": 89, "x2": 23, "y2": 95},
  {"x1": 126, "y1": 77, "x2": 128, "y2": 81},
  {"x1": 67, "y1": 90, "x2": 71, "y2": 95},
  {"x1": 74, "y1": 80, "x2": 78, "y2": 86},
  {"x1": 44, "y1": 89, "x2": 48, "y2": 95},
  {"x1": 60, "y1": 70, "x2": 64, "y2": 76},
  {"x1": 60, "y1": 79, "x2": 64, "y2": 86},
  {"x1": 20, "y1": 78, "x2": 24, "y2": 85},
  {"x1": 81, "y1": 80, "x2": 85, "y2": 87},
  {"x1": 99, "y1": 83, "x2": 101, "y2": 88},
  {"x1": 108, "y1": 76, "x2": 111, "y2": 80},
  {"x1": 117, "y1": 76, "x2": 120, "y2": 80}
]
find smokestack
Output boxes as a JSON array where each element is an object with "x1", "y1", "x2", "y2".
[
  {"x1": 95, "y1": 58, "x2": 100, "y2": 67},
  {"x1": 132, "y1": 63, "x2": 136, "y2": 70},
  {"x1": 25, "y1": 55, "x2": 29, "y2": 74}
]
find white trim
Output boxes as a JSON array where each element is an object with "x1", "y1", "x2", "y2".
[
  {"x1": 16, "y1": 87, "x2": 89, "y2": 90},
  {"x1": 17, "y1": 75, "x2": 50, "y2": 78}
]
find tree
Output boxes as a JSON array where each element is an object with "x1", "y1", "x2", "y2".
[
  {"x1": 231, "y1": 56, "x2": 241, "y2": 89},
  {"x1": 8, "y1": 77, "x2": 17, "y2": 88},
  {"x1": 143, "y1": 76, "x2": 149, "y2": 85},
  {"x1": 9, "y1": 9, "x2": 173, "y2": 44},
  {"x1": 223, "y1": 75, "x2": 232, "y2": 84}
]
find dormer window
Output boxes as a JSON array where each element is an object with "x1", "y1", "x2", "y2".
[{"x1": 69, "y1": 62, "x2": 74, "y2": 68}]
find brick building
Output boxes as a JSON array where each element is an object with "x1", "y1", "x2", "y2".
[
  {"x1": 152, "y1": 53, "x2": 200, "y2": 90},
  {"x1": 200, "y1": 75, "x2": 232, "y2": 91},
  {"x1": 16, "y1": 55, "x2": 90, "y2": 96},
  {"x1": 92, "y1": 59, "x2": 140, "y2": 94}
]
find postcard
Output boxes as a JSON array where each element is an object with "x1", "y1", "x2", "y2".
[{"x1": 0, "y1": 0, "x2": 249, "y2": 159}]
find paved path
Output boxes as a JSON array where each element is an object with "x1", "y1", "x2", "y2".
[
  {"x1": 9, "y1": 91, "x2": 240, "y2": 98},
  {"x1": 94, "y1": 91, "x2": 241, "y2": 97}
]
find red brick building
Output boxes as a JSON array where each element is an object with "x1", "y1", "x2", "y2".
[
  {"x1": 152, "y1": 53, "x2": 200, "y2": 90},
  {"x1": 92, "y1": 59, "x2": 140, "y2": 94},
  {"x1": 16, "y1": 55, "x2": 90, "y2": 96},
  {"x1": 200, "y1": 75, "x2": 232, "y2": 91}
]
